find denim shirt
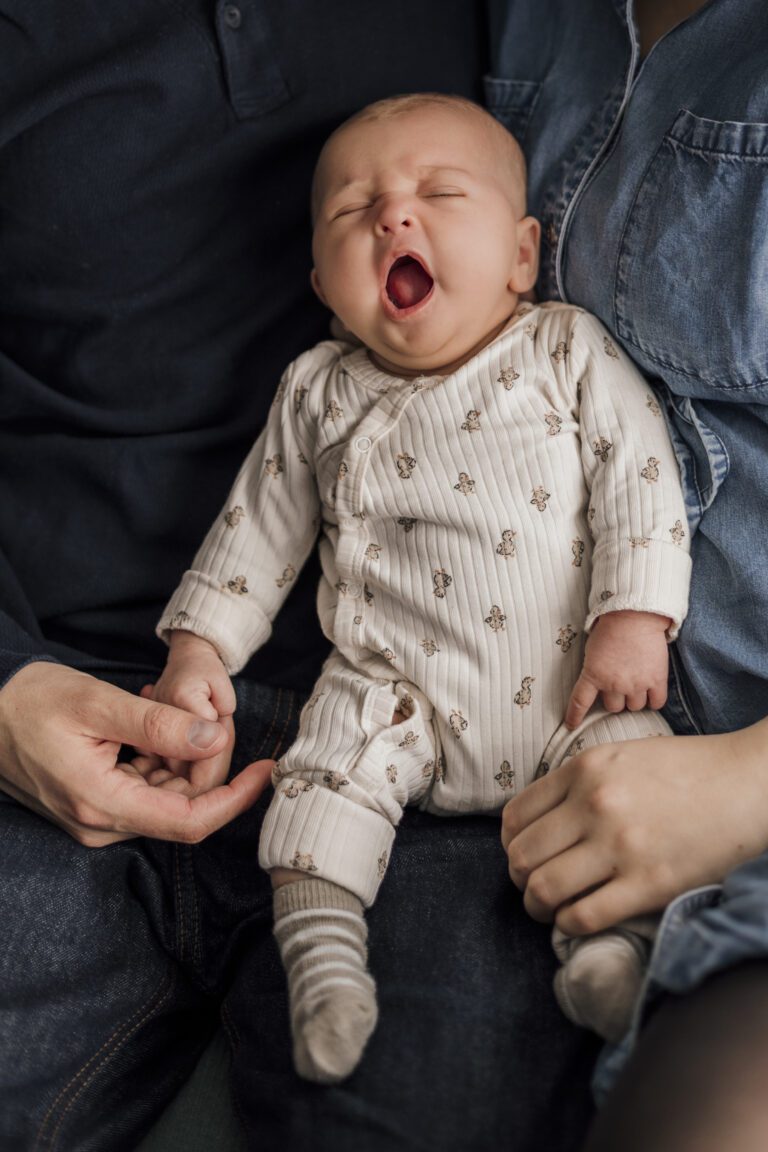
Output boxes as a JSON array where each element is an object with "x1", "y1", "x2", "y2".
[{"x1": 486, "y1": 0, "x2": 768, "y2": 735}]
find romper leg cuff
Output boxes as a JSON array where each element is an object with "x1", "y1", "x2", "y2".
[{"x1": 259, "y1": 786, "x2": 396, "y2": 908}]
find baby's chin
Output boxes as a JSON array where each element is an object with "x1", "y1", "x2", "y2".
[{"x1": 367, "y1": 313, "x2": 517, "y2": 379}]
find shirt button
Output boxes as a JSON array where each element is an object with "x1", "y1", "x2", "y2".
[
  {"x1": 223, "y1": 4, "x2": 242, "y2": 29},
  {"x1": 354, "y1": 436, "x2": 372, "y2": 453},
  {"x1": 347, "y1": 582, "x2": 363, "y2": 598}
]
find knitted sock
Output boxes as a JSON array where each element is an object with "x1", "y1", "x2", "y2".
[
  {"x1": 553, "y1": 927, "x2": 651, "y2": 1045},
  {"x1": 273, "y1": 878, "x2": 378, "y2": 1084}
]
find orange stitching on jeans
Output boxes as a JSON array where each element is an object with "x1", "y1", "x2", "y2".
[{"x1": 34, "y1": 967, "x2": 176, "y2": 1151}]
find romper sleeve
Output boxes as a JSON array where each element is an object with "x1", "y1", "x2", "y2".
[
  {"x1": 156, "y1": 346, "x2": 331, "y2": 673},
  {"x1": 569, "y1": 311, "x2": 692, "y2": 640}
]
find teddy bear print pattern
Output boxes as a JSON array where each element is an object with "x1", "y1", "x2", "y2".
[{"x1": 158, "y1": 303, "x2": 691, "y2": 906}]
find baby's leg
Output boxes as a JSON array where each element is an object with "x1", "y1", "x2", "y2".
[
  {"x1": 542, "y1": 708, "x2": 671, "y2": 1042},
  {"x1": 261, "y1": 653, "x2": 437, "y2": 1081},
  {"x1": 272, "y1": 872, "x2": 377, "y2": 1084}
]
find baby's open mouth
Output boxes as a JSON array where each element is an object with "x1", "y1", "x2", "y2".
[{"x1": 385, "y1": 255, "x2": 434, "y2": 310}]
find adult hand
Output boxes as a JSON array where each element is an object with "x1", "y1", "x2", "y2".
[
  {"x1": 501, "y1": 719, "x2": 768, "y2": 935},
  {"x1": 0, "y1": 662, "x2": 273, "y2": 846}
]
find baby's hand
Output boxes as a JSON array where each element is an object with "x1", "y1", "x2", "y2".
[
  {"x1": 153, "y1": 631, "x2": 236, "y2": 721},
  {"x1": 565, "y1": 611, "x2": 670, "y2": 730},
  {"x1": 141, "y1": 631, "x2": 237, "y2": 792}
]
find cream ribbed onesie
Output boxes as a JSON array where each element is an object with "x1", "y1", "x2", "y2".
[{"x1": 159, "y1": 302, "x2": 691, "y2": 906}]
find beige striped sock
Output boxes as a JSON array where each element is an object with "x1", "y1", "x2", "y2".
[{"x1": 273, "y1": 878, "x2": 377, "y2": 1083}]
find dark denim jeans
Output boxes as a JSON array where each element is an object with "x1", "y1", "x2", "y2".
[{"x1": 0, "y1": 673, "x2": 599, "y2": 1151}]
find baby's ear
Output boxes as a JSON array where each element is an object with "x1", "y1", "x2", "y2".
[
  {"x1": 509, "y1": 216, "x2": 541, "y2": 294},
  {"x1": 310, "y1": 268, "x2": 329, "y2": 307}
]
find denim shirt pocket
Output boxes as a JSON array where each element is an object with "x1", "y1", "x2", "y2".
[
  {"x1": 614, "y1": 109, "x2": 768, "y2": 399},
  {"x1": 652, "y1": 379, "x2": 729, "y2": 533},
  {"x1": 483, "y1": 76, "x2": 541, "y2": 147}
]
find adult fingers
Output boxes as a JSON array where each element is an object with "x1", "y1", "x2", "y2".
[
  {"x1": 626, "y1": 690, "x2": 649, "y2": 712},
  {"x1": 501, "y1": 769, "x2": 570, "y2": 851},
  {"x1": 83, "y1": 680, "x2": 229, "y2": 763},
  {"x1": 555, "y1": 876, "x2": 656, "y2": 937},
  {"x1": 187, "y1": 715, "x2": 236, "y2": 794},
  {"x1": 565, "y1": 676, "x2": 598, "y2": 730},
  {"x1": 522, "y1": 841, "x2": 614, "y2": 923},
  {"x1": 601, "y1": 691, "x2": 626, "y2": 714},
  {"x1": 505, "y1": 803, "x2": 582, "y2": 889},
  {"x1": 110, "y1": 759, "x2": 274, "y2": 842}
]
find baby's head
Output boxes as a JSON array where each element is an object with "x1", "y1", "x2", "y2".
[{"x1": 311, "y1": 94, "x2": 540, "y2": 376}]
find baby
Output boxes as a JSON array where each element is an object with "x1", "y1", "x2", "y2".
[{"x1": 155, "y1": 94, "x2": 691, "y2": 1081}]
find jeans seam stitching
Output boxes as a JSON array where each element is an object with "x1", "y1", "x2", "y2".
[
  {"x1": 270, "y1": 688, "x2": 298, "y2": 760},
  {"x1": 34, "y1": 967, "x2": 176, "y2": 1151},
  {"x1": 174, "y1": 843, "x2": 188, "y2": 962},
  {"x1": 255, "y1": 686, "x2": 284, "y2": 761}
]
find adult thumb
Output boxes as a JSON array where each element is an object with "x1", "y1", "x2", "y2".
[{"x1": 90, "y1": 681, "x2": 229, "y2": 760}]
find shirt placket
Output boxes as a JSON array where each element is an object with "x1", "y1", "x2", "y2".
[{"x1": 332, "y1": 382, "x2": 421, "y2": 655}]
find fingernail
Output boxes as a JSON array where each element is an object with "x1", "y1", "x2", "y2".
[{"x1": 188, "y1": 720, "x2": 222, "y2": 749}]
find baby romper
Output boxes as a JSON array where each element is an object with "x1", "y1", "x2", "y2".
[{"x1": 159, "y1": 302, "x2": 691, "y2": 907}]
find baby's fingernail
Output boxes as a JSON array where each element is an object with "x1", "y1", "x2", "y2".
[{"x1": 188, "y1": 720, "x2": 221, "y2": 749}]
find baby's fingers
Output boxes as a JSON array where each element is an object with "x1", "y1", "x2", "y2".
[{"x1": 565, "y1": 676, "x2": 599, "y2": 730}]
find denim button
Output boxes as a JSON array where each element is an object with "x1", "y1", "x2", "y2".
[
  {"x1": 354, "y1": 436, "x2": 372, "y2": 453},
  {"x1": 223, "y1": 5, "x2": 242, "y2": 29}
]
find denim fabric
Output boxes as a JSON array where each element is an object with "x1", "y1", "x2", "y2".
[
  {"x1": 487, "y1": 0, "x2": 768, "y2": 735},
  {"x1": 0, "y1": 673, "x2": 599, "y2": 1152},
  {"x1": 594, "y1": 850, "x2": 768, "y2": 1101},
  {"x1": 487, "y1": 0, "x2": 768, "y2": 1100}
]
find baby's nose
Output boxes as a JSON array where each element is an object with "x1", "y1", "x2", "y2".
[{"x1": 374, "y1": 197, "x2": 415, "y2": 236}]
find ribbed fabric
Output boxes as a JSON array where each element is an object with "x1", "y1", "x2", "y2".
[
  {"x1": 160, "y1": 302, "x2": 691, "y2": 903},
  {"x1": 273, "y1": 879, "x2": 376, "y2": 1083}
]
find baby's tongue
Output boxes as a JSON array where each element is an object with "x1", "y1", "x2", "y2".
[{"x1": 386, "y1": 257, "x2": 433, "y2": 309}]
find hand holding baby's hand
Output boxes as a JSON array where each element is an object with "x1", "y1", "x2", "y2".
[
  {"x1": 565, "y1": 610, "x2": 669, "y2": 730},
  {"x1": 142, "y1": 631, "x2": 237, "y2": 793}
]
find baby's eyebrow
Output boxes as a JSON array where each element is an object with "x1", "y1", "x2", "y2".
[
  {"x1": 329, "y1": 165, "x2": 472, "y2": 194},
  {"x1": 415, "y1": 165, "x2": 473, "y2": 178}
]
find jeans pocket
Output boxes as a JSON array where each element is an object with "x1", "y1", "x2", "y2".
[{"x1": 615, "y1": 108, "x2": 768, "y2": 398}]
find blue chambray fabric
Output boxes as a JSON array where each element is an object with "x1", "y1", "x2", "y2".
[
  {"x1": 487, "y1": 0, "x2": 768, "y2": 1098},
  {"x1": 487, "y1": 0, "x2": 768, "y2": 735}
]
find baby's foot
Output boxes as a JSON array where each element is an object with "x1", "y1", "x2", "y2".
[
  {"x1": 274, "y1": 878, "x2": 377, "y2": 1083},
  {"x1": 293, "y1": 983, "x2": 377, "y2": 1083},
  {"x1": 554, "y1": 929, "x2": 650, "y2": 1044}
]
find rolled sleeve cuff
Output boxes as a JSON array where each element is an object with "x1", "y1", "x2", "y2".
[
  {"x1": 259, "y1": 784, "x2": 395, "y2": 908},
  {"x1": 157, "y1": 571, "x2": 272, "y2": 674},
  {"x1": 586, "y1": 540, "x2": 692, "y2": 641}
]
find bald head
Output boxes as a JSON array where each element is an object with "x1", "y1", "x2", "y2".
[{"x1": 311, "y1": 93, "x2": 528, "y2": 224}]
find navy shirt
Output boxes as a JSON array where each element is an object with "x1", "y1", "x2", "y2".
[{"x1": 0, "y1": 0, "x2": 488, "y2": 691}]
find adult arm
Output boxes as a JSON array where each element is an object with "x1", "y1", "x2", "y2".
[
  {"x1": 502, "y1": 715, "x2": 768, "y2": 934},
  {"x1": 0, "y1": 661, "x2": 273, "y2": 846}
]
